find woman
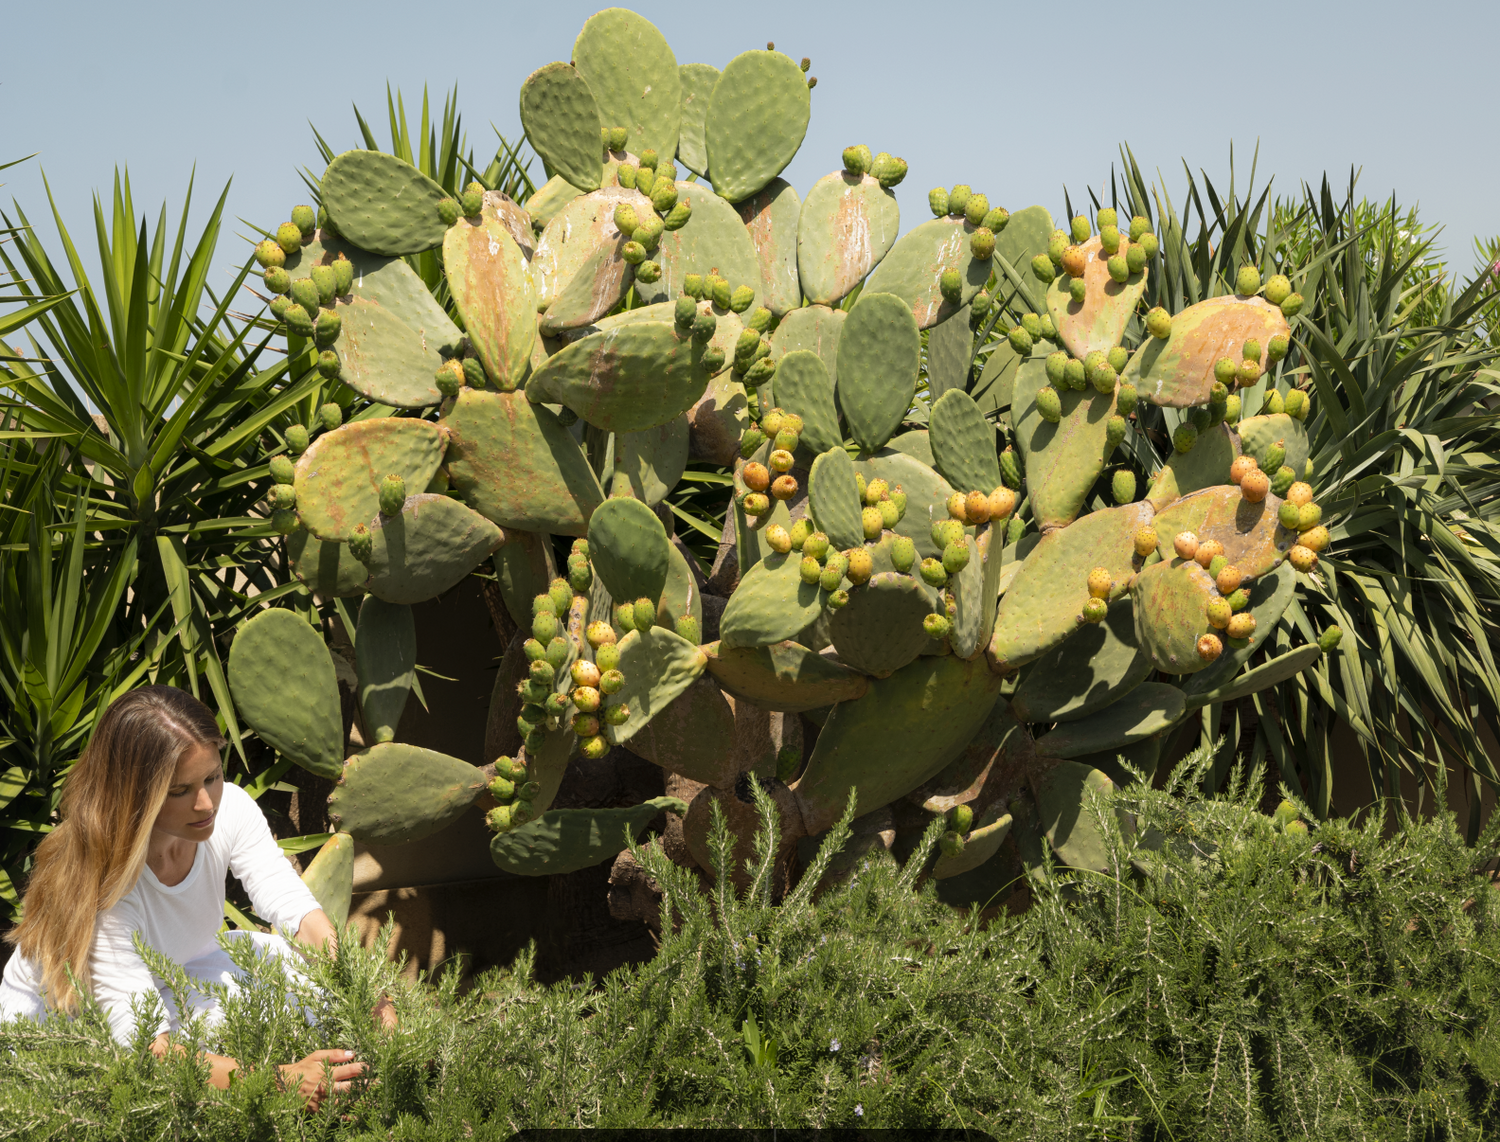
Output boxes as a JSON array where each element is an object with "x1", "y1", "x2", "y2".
[{"x1": 0, "y1": 686, "x2": 368, "y2": 1111}]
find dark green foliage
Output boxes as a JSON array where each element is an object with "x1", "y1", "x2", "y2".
[{"x1": 4, "y1": 757, "x2": 1497, "y2": 1137}]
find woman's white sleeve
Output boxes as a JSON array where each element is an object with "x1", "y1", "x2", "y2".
[
  {"x1": 89, "y1": 905, "x2": 172, "y2": 1046},
  {"x1": 222, "y1": 784, "x2": 323, "y2": 938}
]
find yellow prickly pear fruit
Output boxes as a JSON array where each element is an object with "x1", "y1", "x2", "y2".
[
  {"x1": 1174, "y1": 531, "x2": 1199, "y2": 560},
  {"x1": 1060, "y1": 245, "x2": 1087, "y2": 278},
  {"x1": 964, "y1": 490, "x2": 992, "y2": 524},
  {"x1": 1133, "y1": 526, "x2": 1158, "y2": 557},
  {"x1": 1071, "y1": 215, "x2": 1091, "y2": 243},
  {"x1": 1111, "y1": 469, "x2": 1135, "y2": 503},
  {"x1": 964, "y1": 193, "x2": 989, "y2": 227},
  {"x1": 948, "y1": 185, "x2": 972, "y2": 217},
  {"x1": 1207, "y1": 598, "x2": 1232, "y2": 629},
  {"x1": 1264, "y1": 274, "x2": 1292, "y2": 306},
  {"x1": 891, "y1": 534, "x2": 917, "y2": 573},
  {"x1": 1036, "y1": 385, "x2": 1062, "y2": 423},
  {"x1": 970, "y1": 228, "x2": 995, "y2": 260},
  {"x1": 846, "y1": 546, "x2": 873, "y2": 585},
  {"x1": 1193, "y1": 539, "x2": 1224, "y2": 569},
  {"x1": 1146, "y1": 306, "x2": 1172, "y2": 339},
  {"x1": 1086, "y1": 566, "x2": 1112, "y2": 599},
  {"x1": 1226, "y1": 612, "x2": 1256, "y2": 640},
  {"x1": 1129, "y1": 215, "x2": 1149, "y2": 241},
  {"x1": 1299, "y1": 525, "x2": 1329, "y2": 553},
  {"x1": 1100, "y1": 225, "x2": 1121, "y2": 255},
  {"x1": 987, "y1": 485, "x2": 1017, "y2": 521},
  {"x1": 1236, "y1": 264, "x2": 1261, "y2": 295},
  {"x1": 1196, "y1": 633, "x2": 1223, "y2": 662},
  {"x1": 1229, "y1": 455, "x2": 1259, "y2": 485},
  {"x1": 928, "y1": 187, "x2": 949, "y2": 217},
  {"x1": 943, "y1": 539, "x2": 971, "y2": 574},
  {"x1": 255, "y1": 238, "x2": 287, "y2": 269},
  {"x1": 940, "y1": 269, "x2": 963, "y2": 303},
  {"x1": 1081, "y1": 597, "x2": 1108, "y2": 624},
  {"x1": 1215, "y1": 564, "x2": 1243, "y2": 595}
]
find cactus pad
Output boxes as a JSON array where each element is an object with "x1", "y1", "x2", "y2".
[
  {"x1": 1146, "y1": 422, "x2": 1238, "y2": 511},
  {"x1": 603, "y1": 627, "x2": 708, "y2": 745},
  {"x1": 676, "y1": 62, "x2": 720, "y2": 176},
  {"x1": 769, "y1": 304, "x2": 845, "y2": 389},
  {"x1": 292, "y1": 418, "x2": 447, "y2": 541},
  {"x1": 1012, "y1": 350, "x2": 1118, "y2": 529},
  {"x1": 793, "y1": 652, "x2": 1004, "y2": 832},
  {"x1": 1124, "y1": 295, "x2": 1290, "y2": 408},
  {"x1": 863, "y1": 217, "x2": 989, "y2": 329},
  {"x1": 320, "y1": 151, "x2": 450, "y2": 256},
  {"x1": 491, "y1": 796, "x2": 687, "y2": 876},
  {"x1": 1150, "y1": 484, "x2": 1294, "y2": 578},
  {"x1": 441, "y1": 390, "x2": 604, "y2": 537},
  {"x1": 443, "y1": 208, "x2": 537, "y2": 388},
  {"x1": 1130, "y1": 559, "x2": 1219, "y2": 674},
  {"x1": 837, "y1": 292, "x2": 921, "y2": 453},
  {"x1": 1045, "y1": 235, "x2": 1148, "y2": 359},
  {"x1": 703, "y1": 639, "x2": 869, "y2": 711},
  {"x1": 719, "y1": 551, "x2": 825, "y2": 648},
  {"x1": 285, "y1": 531, "x2": 369, "y2": 598},
  {"x1": 613, "y1": 415, "x2": 690, "y2": 505},
  {"x1": 573, "y1": 9, "x2": 681, "y2": 164},
  {"x1": 1012, "y1": 597, "x2": 1150, "y2": 724},
  {"x1": 807, "y1": 446, "x2": 865, "y2": 550},
  {"x1": 703, "y1": 49, "x2": 811, "y2": 203},
  {"x1": 362, "y1": 493, "x2": 504, "y2": 605},
  {"x1": 1035, "y1": 682, "x2": 1186, "y2": 758},
  {"x1": 738, "y1": 178, "x2": 803, "y2": 316},
  {"x1": 228, "y1": 609, "x2": 344, "y2": 779},
  {"x1": 587, "y1": 496, "x2": 670, "y2": 605},
  {"x1": 797, "y1": 171, "x2": 900, "y2": 307},
  {"x1": 328, "y1": 742, "x2": 489, "y2": 845},
  {"x1": 829, "y1": 572, "x2": 937, "y2": 677},
  {"x1": 988, "y1": 501, "x2": 1153, "y2": 671},
  {"x1": 519, "y1": 62, "x2": 604, "y2": 192},
  {"x1": 929, "y1": 389, "x2": 1000, "y2": 494},
  {"x1": 355, "y1": 597, "x2": 415, "y2": 743},
  {"x1": 632, "y1": 183, "x2": 761, "y2": 306},
  {"x1": 771, "y1": 349, "x2": 841, "y2": 455}
]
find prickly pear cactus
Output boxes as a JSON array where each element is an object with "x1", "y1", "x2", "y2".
[{"x1": 230, "y1": 11, "x2": 1340, "y2": 920}]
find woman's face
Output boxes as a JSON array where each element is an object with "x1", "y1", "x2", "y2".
[{"x1": 152, "y1": 741, "x2": 226, "y2": 845}]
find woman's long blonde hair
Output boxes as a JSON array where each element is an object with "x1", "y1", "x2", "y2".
[{"x1": 4, "y1": 686, "x2": 225, "y2": 1013}]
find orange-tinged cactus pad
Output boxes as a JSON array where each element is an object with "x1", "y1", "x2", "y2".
[{"x1": 1123, "y1": 295, "x2": 1290, "y2": 408}]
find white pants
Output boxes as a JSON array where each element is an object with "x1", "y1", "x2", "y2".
[{"x1": 0, "y1": 930, "x2": 311, "y2": 1043}]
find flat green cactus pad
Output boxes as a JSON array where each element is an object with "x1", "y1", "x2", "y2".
[
  {"x1": 992, "y1": 205, "x2": 1055, "y2": 314},
  {"x1": 320, "y1": 150, "x2": 450, "y2": 256},
  {"x1": 1031, "y1": 759, "x2": 1115, "y2": 871},
  {"x1": 656, "y1": 538, "x2": 704, "y2": 632},
  {"x1": 492, "y1": 529, "x2": 557, "y2": 628},
  {"x1": 807, "y1": 447, "x2": 865, "y2": 550},
  {"x1": 863, "y1": 216, "x2": 989, "y2": 330},
  {"x1": 443, "y1": 208, "x2": 537, "y2": 388},
  {"x1": 930, "y1": 389, "x2": 1000, "y2": 494},
  {"x1": 1151, "y1": 484, "x2": 1294, "y2": 578},
  {"x1": 925, "y1": 308, "x2": 973, "y2": 400},
  {"x1": 633, "y1": 182, "x2": 762, "y2": 306},
  {"x1": 703, "y1": 49, "x2": 810, "y2": 203},
  {"x1": 769, "y1": 304, "x2": 845, "y2": 389},
  {"x1": 772, "y1": 349, "x2": 841, "y2": 456},
  {"x1": 1035, "y1": 682, "x2": 1186, "y2": 759},
  {"x1": 1012, "y1": 349, "x2": 1118, "y2": 529},
  {"x1": 528, "y1": 318, "x2": 712, "y2": 434},
  {"x1": 1181, "y1": 562, "x2": 1295, "y2": 699},
  {"x1": 614, "y1": 415, "x2": 690, "y2": 506},
  {"x1": 603, "y1": 627, "x2": 708, "y2": 745},
  {"x1": 907, "y1": 696, "x2": 1028, "y2": 813},
  {"x1": 738, "y1": 178, "x2": 803, "y2": 316},
  {"x1": 1012, "y1": 596, "x2": 1151, "y2": 724},
  {"x1": 330, "y1": 297, "x2": 447, "y2": 409},
  {"x1": 797, "y1": 171, "x2": 901, "y2": 307},
  {"x1": 1124, "y1": 295, "x2": 1291, "y2": 408},
  {"x1": 947, "y1": 535, "x2": 987, "y2": 660},
  {"x1": 327, "y1": 742, "x2": 488, "y2": 845},
  {"x1": 519, "y1": 62, "x2": 603, "y2": 193},
  {"x1": 624, "y1": 674, "x2": 738, "y2": 786},
  {"x1": 228, "y1": 609, "x2": 344, "y2": 779},
  {"x1": 355, "y1": 596, "x2": 415, "y2": 744},
  {"x1": 588, "y1": 496, "x2": 670, "y2": 605},
  {"x1": 531, "y1": 186, "x2": 652, "y2": 310},
  {"x1": 931, "y1": 803, "x2": 1014, "y2": 879},
  {"x1": 676, "y1": 62, "x2": 720, "y2": 176},
  {"x1": 838, "y1": 292, "x2": 921, "y2": 454},
  {"x1": 1130, "y1": 559, "x2": 1219, "y2": 674},
  {"x1": 719, "y1": 550, "x2": 825, "y2": 649},
  {"x1": 703, "y1": 639, "x2": 869, "y2": 711},
  {"x1": 293, "y1": 418, "x2": 448, "y2": 542},
  {"x1": 363, "y1": 493, "x2": 504, "y2": 605},
  {"x1": 852, "y1": 450, "x2": 956, "y2": 561},
  {"x1": 988, "y1": 501, "x2": 1154, "y2": 671},
  {"x1": 1237, "y1": 412, "x2": 1310, "y2": 478},
  {"x1": 442, "y1": 390, "x2": 604, "y2": 537},
  {"x1": 793, "y1": 652, "x2": 1005, "y2": 833},
  {"x1": 1146, "y1": 422, "x2": 1239, "y2": 511},
  {"x1": 491, "y1": 796, "x2": 688, "y2": 877},
  {"x1": 1045, "y1": 235, "x2": 1149, "y2": 359},
  {"x1": 1191, "y1": 643, "x2": 1322, "y2": 711},
  {"x1": 299, "y1": 833, "x2": 354, "y2": 929},
  {"x1": 525, "y1": 174, "x2": 584, "y2": 230},
  {"x1": 286, "y1": 530, "x2": 369, "y2": 598},
  {"x1": 573, "y1": 9, "x2": 681, "y2": 164},
  {"x1": 829, "y1": 572, "x2": 936, "y2": 678}
]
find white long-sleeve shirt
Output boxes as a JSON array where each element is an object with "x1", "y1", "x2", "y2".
[{"x1": 0, "y1": 780, "x2": 321, "y2": 1043}]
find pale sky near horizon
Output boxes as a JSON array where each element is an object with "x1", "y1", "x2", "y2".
[{"x1": 3, "y1": 0, "x2": 1497, "y2": 308}]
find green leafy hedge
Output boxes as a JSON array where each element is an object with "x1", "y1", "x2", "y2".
[{"x1": 3, "y1": 753, "x2": 1497, "y2": 1139}]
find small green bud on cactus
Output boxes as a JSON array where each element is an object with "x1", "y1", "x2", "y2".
[
  {"x1": 1071, "y1": 215, "x2": 1091, "y2": 243},
  {"x1": 275, "y1": 221, "x2": 303, "y2": 255},
  {"x1": 1235, "y1": 264, "x2": 1261, "y2": 296},
  {"x1": 255, "y1": 239, "x2": 286, "y2": 269},
  {"x1": 1146, "y1": 306, "x2": 1172, "y2": 339},
  {"x1": 1111, "y1": 469, "x2": 1136, "y2": 504},
  {"x1": 928, "y1": 187, "x2": 949, "y2": 217},
  {"x1": 1116, "y1": 383, "x2": 1138, "y2": 415},
  {"x1": 970, "y1": 228, "x2": 995, "y2": 260}
]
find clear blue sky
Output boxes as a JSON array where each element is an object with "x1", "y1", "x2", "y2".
[{"x1": 3, "y1": 0, "x2": 1496, "y2": 304}]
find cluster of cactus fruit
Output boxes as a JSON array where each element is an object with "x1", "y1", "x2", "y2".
[{"x1": 222, "y1": 8, "x2": 1345, "y2": 917}]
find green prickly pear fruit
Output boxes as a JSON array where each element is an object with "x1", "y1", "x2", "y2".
[
  {"x1": 1045, "y1": 351, "x2": 1069, "y2": 385},
  {"x1": 1008, "y1": 324, "x2": 1034, "y2": 355},
  {"x1": 285, "y1": 306, "x2": 316, "y2": 339},
  {"x1": 923, "y1": 613, "x2": 952, "y2": 640},
  {"x1": 1129, "y1": 215, "x2": 1150, "y2": 241},
  {"x1": 1213, "y1": 357, "x2": 1238, "y2": 386},
  {"x1": 1047, "y1": 229, "x2": 1069, "y2": 264},
  {"x1": 942, "y1": 539, "x2": 970, "y2": 574},
  {"x1": 940, "y1": 269, "x2": 962, "y2": 304},
  {"x1": 616, "y1": 164, "x2": 638, "y2": 190},
  {"x1": 928, "y1": 187, "x2": 949, "y2": 217},
  {"x1": 964, "y1": 193, "x2": 989, "y2": 228},
  {"x1": 1138, "y1": 232, "x2": 1160, "y2": 259},
  {"x1": 1099, "y1": 225, "x2": 1121, "y2": 255},
  {"x1": 1235, "y1": 264, "x2": 1261, "y2": 296},
  {"x1": 1035, "y1": 385, "x2": 1062, "y2": 423},
  {"x1": 1031, "y1": 253, "x2": 1055, "y2": 282},
  {"x1": 269, "y1": 455, "x2": 296, "y2": 485},
  {"x1": 314, "y1": 310, "x2": 342, "y2": 348},
  {"x1": 255, "y1": 239, "x2": 287, "y2": 269},
  {"x1": 949, "y1": 804, "x2": 974, "y2": 834},
  {"x1": 675, "y1": 614, "x2": 701, "y2": 644},
  {"x1": 1071, "y1": 215, "x2": 1091, "y2": 243},
  {"x1": 319, "y1": 403, "x2": 343, "y2": 432},
  {"x1": 310, "y1": 264, "x2": 338, "y2": 304},
  {"x1": 270, "y1": 483, "x2": 297, "y2": 511},
  {"x1": 290, "y1": 277, "x2": 320, "y2": 313},
  {"x1": 1080, "y1": 597, "x2": 1108, "y2": 624},
  {"x1": 1061, "y1": 358, "x2": 1086, "y2": 391},
  {"x1": 650, "y1": 180, "x2": 679, "y2": 215},
  {"x1": 275, "y1": 221, "x2": 303, "y2": 255},
  {"x1": 1116, "y1": 384, "x2": 1138, "y2": 415},
  {"x1": 1126, "y1": 244, "x2": 1147, "y2": 275},
  {"x1": 1146, "y1": 307, "x2": 1172, "y2": 339},
  {"x1": 263, "y1": 267, "x2": 291, "y2": 295},
  {"x1": 549, "y1": 577, "x2": 572, "y2": 616},
  {"x1": 1111, "y1": 469, "x2": 1136, "y2": 504},
  {"x1": 285, "y1": 424, "x2": 310, "y2": 456},
  {"x1": 1069, "y1": 277, "x2": 1087, "y2": 304},
  {"x1": 947, "y1": 185, "x2": 971, "y2": 217},
  {"x1": 635, "y1": 260, "x2": 662, "y2": 284},
  {"x1": 842, "y1": 144, "x2": 873, "y2": 175},
  {"x1": 981, "y1": 206, "x2": 1009, "y2": 232},
  {"x1": 1172, "y1": 423, "x2": 1198, "y2": 453},
  {"x1": 729, "y1": 284, "x2": 756, "y2": 313},
  {"x1": 532, "y1": 610, "x2": 560, "y2": 644},
  {"x1": 1264, "y1": 275, "x2": 1292, "y2": 306},
  {"x1": 1107, "y1": 254, "x2": 1128, "y2": 283},
  {"x1": 920, "y1": 557, "x2": 949, "y2": 587},
  {"x1": 460, "y1": 183, "x2": 484, "y2": 216},
  {"x1": 891, "y1": 535, "x2": 916, "y2": 574},
  {"x1": 872, "y1": 152, "x2": 908, "y2": 188},
  {"x1": 970, "y1": 228, "x2": 995, "y2": 260}
]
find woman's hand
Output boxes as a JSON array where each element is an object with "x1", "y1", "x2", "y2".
[{"x1": 277, "y1": 1048, "x2": 366, "y2": 1111}]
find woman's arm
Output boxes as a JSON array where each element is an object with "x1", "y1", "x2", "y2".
[{"x1": 150, "y1": 1034, "x2": 365, "y2": 1110}]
